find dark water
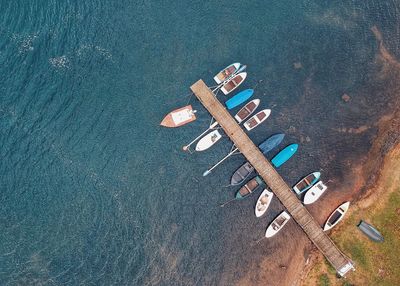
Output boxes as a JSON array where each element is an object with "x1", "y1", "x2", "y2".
[{"x1": 1, "y1": 1, "x2": 399, "y2": 285}]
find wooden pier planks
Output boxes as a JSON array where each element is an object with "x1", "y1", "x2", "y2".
[{"x1": 191, "y1": 79, "x2": 354, "y2": 276}]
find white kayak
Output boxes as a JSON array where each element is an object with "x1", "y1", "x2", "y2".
[
  {"x1": 323, "y1": 202, "x2": 350, "y2": 231},
  {"x1": 195, "y1": 130, "x2": 222, "y2": 152},
  {"x1": 265, "y1": 211, "x2": 291, "y2": 238},
  {"x1": 303, "y1": 181, "x2": 327, "y2": 205},
  {"x1": 255, "y1": 189, "x2": 274, "y2": 217}
]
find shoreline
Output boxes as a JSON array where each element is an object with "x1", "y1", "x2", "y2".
[{"x1": 296, "y1": 26, "x2": 400, "y2": 285}]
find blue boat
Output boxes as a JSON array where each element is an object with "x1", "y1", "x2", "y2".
[
  {"x1": 271, "y1": 144, "x2": 298, "y2": 168},
  {"x1": 259, "y1": 133, "x2": 285, "y2": 155},
  {"x1": 358, "y1": 221, "x2": 384, "y2": 242},
  {"x1": 225, "y1": 89, "x2": 254, "y2": 110}
]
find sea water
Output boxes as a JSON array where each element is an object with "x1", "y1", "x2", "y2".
[{"x1": 0, "y1": 1, "x2": 399, "y2": 285}]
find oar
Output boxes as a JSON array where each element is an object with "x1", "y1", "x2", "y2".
[
  {"x1": 203, "y1": 147, "x2": 239, "y2": 176},
  {"x1": 182, "y1": 121, "x2": 219, "y2": 151},
  {"x1": 219, "y1": 197, "x2": 237, "y2": 207}
]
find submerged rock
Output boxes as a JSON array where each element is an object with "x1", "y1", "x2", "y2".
[{"x1": 342, "y1": 93, "x2": 351, "y2": 102}]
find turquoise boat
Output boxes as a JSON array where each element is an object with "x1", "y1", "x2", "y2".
[
  {"x1": 225, "y1": 89, "x2": 254, "y2": 110},
  {"x1": 271, "y1": 144, "x2": 298, "y2": 168}
]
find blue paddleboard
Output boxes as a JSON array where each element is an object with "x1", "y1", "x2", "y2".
[
  {"x1": 225, "y1": 89, "x2": 254, "y2": 110},
  {"x1": 271, "y1": 144, "x2": 298, "y2": 168}
]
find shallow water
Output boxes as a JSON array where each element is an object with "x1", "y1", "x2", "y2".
[{"x1": 1, "y1": 1, "x2": 399, "y2": 285}]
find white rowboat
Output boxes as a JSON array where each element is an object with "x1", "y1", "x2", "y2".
[
  {"x1": 195, "y1": 130, "x2": 222, "y2": 152},
  {"x1": 255, "y1": 189, "x2": 274, "y2": 217},
  {"x1": 220, "y1": 72, "x2": 247, "y2": 95},
  {"x1": 303, "y1": 181, "x2": 327, "y2": 205},
  {"x1": 214, "y1": 63, "x2": 241, "y2": 84},
  {"x1": 265, "y1": 211, "x2": 291, "y2": 238},
  {"x1": 323, "y1": 202, "x2": 350, "y2": 231},
  {"x1": 243, "y1": 109, "x2": 271, "y2": 131}
]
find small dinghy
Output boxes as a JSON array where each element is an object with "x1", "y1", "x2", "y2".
[
  {"x1": 265, "y1": 211, "x2": 291, "y2": 238},
  {"x1": 255, "y1": 189, "x2": 274, "y2": 217},
  {"x1": 235, "y1": 176, "x2": 263, "y2": 199},
  {"x1": 195, "y1": 130, "x2": 222, "y2": 152},
  {"x1": 214, "y1": 63, "x2": 241, "y2": 84},
  {"x1": 225, "y1": 89, "x2": 254, "y2": 110},
  {"x1": 220, "y1": 72, "x2": 247, "y2": 95},
  {"x1": 271, "y1": 144, "x2": 298, "y2": 168},
  {"x1": 293, "y1": 172, "x2": 321, "y2": 195},
  {"x1": 323, "y1": 202, "x2": 350, "y2": 231},
  {"x1": 231, "y1": 162, "x2": 254, "y2": 186},
  {"x1": 160, "y1": 105, "x2": 196, "y2": 128},
  {"x1": 358, "y1": 220, "x2": 384, "y2": 242},
  {"x1": 303, "y1": 181, "x2": 327, "y2": 205},
  {"x1": 243, "y1": 109, "x2": 271, "y2": 131},
  {"x1": 234, "y1": 99, "x2": 260, "y2": 124}
]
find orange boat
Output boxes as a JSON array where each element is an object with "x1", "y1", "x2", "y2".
[{"x1": 160, "y1": 105, "x2": 196, "y2": 128}]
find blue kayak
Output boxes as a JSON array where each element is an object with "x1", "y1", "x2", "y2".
[
  {"x1": 358, "y1": 221, "x2": 384, "y2": 242},
  {"x1": 259, "y1": 133, "x2": 285, "y2": 155},
  {"x1": 271, "y1": 144, "x2": 298, "y2": 168},
  {"x1": 225, "y1": 89, "x2": 254, "y2": 110}
]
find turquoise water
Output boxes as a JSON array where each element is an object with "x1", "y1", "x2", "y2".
[{"x1": 1, "y1": 1, "x2": 399, "y2": 285}]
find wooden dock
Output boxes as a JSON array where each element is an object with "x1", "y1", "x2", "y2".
[{"x1": 191, "y1": 80, "x2": 354, "y2": 277}]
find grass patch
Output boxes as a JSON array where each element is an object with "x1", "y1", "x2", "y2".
[{"x1": 318, "y1": 274, "x2": 330, "y2": 286}]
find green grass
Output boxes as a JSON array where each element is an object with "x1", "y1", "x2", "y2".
[{"x1": 318, "y1": 274, "x2": 330, "y2": 286}]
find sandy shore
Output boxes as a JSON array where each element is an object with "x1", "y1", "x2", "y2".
[{"x1": 236, "y1": 25, "x2": 400, "y2": 286}]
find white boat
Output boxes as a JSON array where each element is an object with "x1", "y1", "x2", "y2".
[
  {"x1": 234, "y1": 99, "x2": 260, "y2": 124},
  {"x1": 160, "y1": 105, "x2": 196, "y2": 128},
  {"x1": 213, "y1": 63, "x2": 241, "y2": 84},
  {"x1": 323, "y1": 202, "x2": 350, "y2": 231},
  {"x1": 265, "y1": 211, "x2": 291, "y2": 238},
  {"x1": 195, "y1": 130, "x2": 222, "y2": 152},
  {"x1": 303, "y1": 181, "x2": 327, "y2": 205},
  {"x1": 243, "y1": 109, "x2": 271, "y2": 131},
  {"x1": 220, "y1": 72, "x2": 247, "y2": 95},
  {"x1": 255, "y1": 189, "x2": 274, "y2": 217}
]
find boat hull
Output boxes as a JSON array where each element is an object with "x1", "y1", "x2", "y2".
[
  {"x1": 259, "y1": 133, "x2": 285, "y2": 155},
  {"x1": 323, "y1": 202, "x2": 350, "y2": 231},
  {"x1": 303, "y1": 180, "x2": 327, "y2": 205},
  {"x1": 255, "y1": 189, "x2": 274, "y2": 217},
  {"x1": 271, "y1": 144, "x2": 298, "y2": 168},
  {"x1": 195, "y1": 130, "x2": 222, "y2": 152},
  {"x1": 160, "y1": 105, "x2": 196, "y2": 127},
  {"x1": 220, "y1": 72, "x2": 247, "y2": 95},
  {"x1": 358, "y1": 221, "x2": 384, "y2": 242},
  {"x1": 235, "y1": 176, "x2": 263, "y2": 199},
  {"x1": 234, "y1": 99, "x2": 260, "y2": 124},
  {"x1": 214, "y1": 63, "x2": 240, "y2": 84},
  {"x1": 265, "y1": 211, "x2": 291, "y2": 238},
  {"x1": 243, "y1": 109, "x2": 271, "y2": 131},
  {"x1": 293, "y1": 172, "x2": 321, "y2": 195},
  {"x1": 225, "y1": 89, "x2": 254, "y2": 110},
  {"x1": 231, "y1": 162, "x2": 255, "y2": 185}
]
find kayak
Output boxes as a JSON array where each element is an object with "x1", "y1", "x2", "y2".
[
  {"x1": 271, "y1": 144, "x2": 299, "y2": 168},
  {"x1": 225, "y1": 89, "x2": 254, "y2": 110},
  {"x1": 195, "y1": 130, "x2": 222, "y2": 152},
  {"x1": 255, "y1": 189, "x2": 274, "y2": 217}
]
